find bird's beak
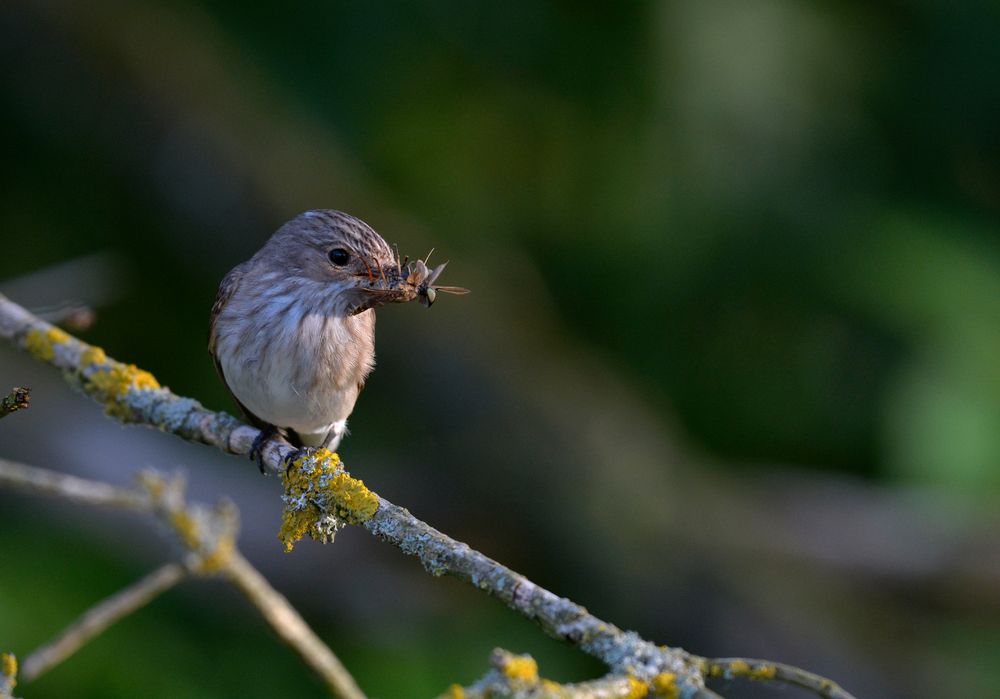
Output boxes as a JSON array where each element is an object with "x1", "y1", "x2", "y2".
[{"x1": 347, "y1": 259, "x2": 410, "y2": 315}]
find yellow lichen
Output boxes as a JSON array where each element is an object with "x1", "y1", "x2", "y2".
[
  {"x1": 169, "y1": 509, "x2": 202, "y2": 550},
  {"x1": 651, "y1": 672, "x2": 678, "y2": 698},
  {"x1": 25, "y1": 327, "x2": 70, "y2": 361},
  {"x1": 703, "y1": 659, "x2": 778, "y2": 683},
  {"x1": 327, "y1": 472, "x2": 379, "y2": 521},
  {"x1": 138, "y1": 472, "x2": 166, "y2": 500},
  {"x1": 279, "y1": 449, "x2": 379, "y2": 552},
  {"x1": 502, "y1": 655, "x2": 538, "y2": 682},
  {"x1": 165, "y1": 504, "x2": 233, "y2": 572},
  {"x1": 197, "y1": 535, "x2": 235, "y2": 573},
  {"x1": 540, "y1": 679, "x2": 563, "y2": 693},
  {"x1": 85, "y1": 361, "x2": 161, "y2": 417},
  {"x1": 624, "y1": 676, "x2": 649, "y2": 699},
  {"x1": 279, "y1": 508, "x2": 314, "y2": 553},
  {"x1": 748, "y1": 664, "x2": 777, "y2": 680},
  {"x1": 728, "y1": 660, "x2": 750, "y2": 675},
  {"x1": 441, "y1": 684, "x2": 465, "y2": 699},
  {"x1": 1, "y1": 652, "x2": 16, "y2": 688},
  {"x1": 719, "y1": 660, "x2": 777, "y2": 681},
  {"x1": 79, "y1": 345, "x2": 107, "y2": 367}
]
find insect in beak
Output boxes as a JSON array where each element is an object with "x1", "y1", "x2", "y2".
[
  {"x1": 352, "y1": 254, "x2": 469, "y2": 311},
  {"x1": 408, "y1": 260, "x2": 469, "y2": 307}
]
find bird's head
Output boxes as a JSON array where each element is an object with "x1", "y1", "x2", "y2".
[{"x1": 262, "y1": 209, "x2": 418, "y2": 316}]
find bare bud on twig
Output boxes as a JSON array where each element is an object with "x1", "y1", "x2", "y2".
[{"x1": 0, "y1": 387, "x2": 30, "y2": 420}]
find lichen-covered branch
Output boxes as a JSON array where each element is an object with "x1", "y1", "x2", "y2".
[
  {"x1": 702, "y1": 659, "x2": 854, "y2": 699},
  {"x1": 0, "y1": 653, "x2": 16, "y2": 699},
  {"x1": 0, "y1": 387, "x2": 30, "y2": 420},
  {"x1": 0, "y1": 457, "x2": 147, "y2": 510},
  {"x1": 441, "y1": 649, "x2": 724, "y2": 699},
  {"x1": 20, "y1": 562, "x2": 187, "y2": 683},
  {"x1": 0, "y1": 293, "x2": 267, "y2": 470},
  {"x1": 0, "y1": 293, "x2": 856, "y2": 699},
  {"x1": 224, "y1": 550, "x2": 366, "y2": 697},
  {"x1": 365, "y1": 496, "x2": 705, "y2": 682},
  {"x1": 0, "y1": 458, "x2": 366, "y2": 699}
]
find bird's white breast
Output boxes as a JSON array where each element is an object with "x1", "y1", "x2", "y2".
[{"x1": 215, "y1": 289, "x2": 375, "y2": 441}]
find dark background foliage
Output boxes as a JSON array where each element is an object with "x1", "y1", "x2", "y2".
[{"x1": 2, "y1": 1, "x2": 999, "y2": 697}]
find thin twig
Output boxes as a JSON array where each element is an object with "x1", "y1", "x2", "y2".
[
  {"x1": 447, "y1": 649, "x2": 726, "y2": 699},
  {"x1": 0, "y1": 387, "x2": 30, "y2": 420},
  {"x1": 225, "y1": 551, "x2": 367, "y2": 699},
  {"x1": 32, "y1": 302, "x2": 96, "y2": 331},
  {"x1": 703, "y1": 658, "x2": 855, "y2": 699},
  {"x1": 0, "y1": 457, "x2": 148, "y2": 510},
  {"x1": 0, "y1": 292, "x2": 857, "y2": 699},
  {"x1": 0, "y1": 457, "x2": 367, "y2": 699},
  {"x1": 21, "y1": 562, "x2": 187, "y2": 682}
]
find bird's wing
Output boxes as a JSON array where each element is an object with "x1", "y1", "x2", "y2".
[
  {"x1": 208, "y1": 263, "x2": 245, "y2": 356},
  {"x1": 208, "y1": 264, "x2": 269, "y2": 430}
]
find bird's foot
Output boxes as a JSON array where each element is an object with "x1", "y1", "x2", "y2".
[
  {"x1": 249, "y1": 425, "x2": 286, "y2": 474},
  {"x1": 282, "y1": 446, "x2": 317, "y2": 473}
]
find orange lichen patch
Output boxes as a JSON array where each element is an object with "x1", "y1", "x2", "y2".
[
  {"x1": 623, "y1": 676, "x2": 649, "y2": 699},
  {"x1": 502, "y1": 655, "x2": 538, "y2": 682},
  {"x1": 651, "y1": 672, "x2": 679, "y2": 698},
  {"x1": 280, "y1": 449, "x2": 379, "y2": 552},
  {"x1": 25, "y1": 327, "x2": 70, "y2": 361}
]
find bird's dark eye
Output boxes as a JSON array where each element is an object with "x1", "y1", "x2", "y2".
[{"x1": 328, "y1": 248, "x2": 350, "y2": 266}]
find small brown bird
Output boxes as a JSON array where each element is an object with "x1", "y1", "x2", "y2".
[{"x1": 209, "y1": 209, "x2": 464, "y2": 465}]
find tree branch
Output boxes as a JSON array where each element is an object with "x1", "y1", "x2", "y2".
[
  {"x1": 703, "y1": 658, "x2": 855, "y2": 699},
  {"x1": 224, "y1": 551, "x2": 366, "y2": 698},
  {"x1": 0, "y1": 457, "x2": 147, "y2": 510},
  {"x1": 0, "y1": 292, "x2": 855, "y2": 699},
  {"x1": 445, "y1": 649, "x2": 725, "y2": 699},
  {"x1": 20, "y1": 563, "x2": 188, "y2": 683},
  {"x1": 0, "y1": 457, "x2": 366, "y2": 699}
]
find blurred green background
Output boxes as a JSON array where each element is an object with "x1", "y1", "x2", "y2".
[{"x1": 2, "y1": 1, "x2": 999, "y2": 697}]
